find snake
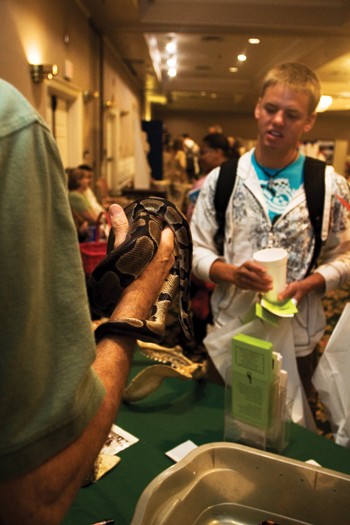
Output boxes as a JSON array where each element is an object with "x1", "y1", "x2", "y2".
[{"x1": 88, "y1": 196, "x2": 194, "y2": 343}]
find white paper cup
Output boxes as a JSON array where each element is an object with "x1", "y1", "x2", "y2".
[{"x1": 253, "y1": 247, "x2": 288, "y2": 303}]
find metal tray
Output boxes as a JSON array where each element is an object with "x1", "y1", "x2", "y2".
[{"x1": 131, "y1": 442, "x2": 350, "y2": 525}]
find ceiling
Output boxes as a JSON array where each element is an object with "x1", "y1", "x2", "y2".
[{"x1": 78, "y1": 0, "x2": 350, "y2": 115}]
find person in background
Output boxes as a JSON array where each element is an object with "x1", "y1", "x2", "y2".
[
  {"x1": 182, "y1": 133, "x2": 200, "y2": 181},
  {"x1": 186, "y1": 132, "x2": 230, "y2": 361},
  {"x1": 190, "y1": 63, "x2": 350, "y2": 411},
  {"x1": 67, "y1": 167, "x2": 98, "y2": 241},
  {"x1": 78, "y1": 164, "x2": 105, "y2": 216},
  {"x1": 208, "y1": 123, "x2": 223, "y2": 134},
  {"x1": 67, "y1": 167, "x2": 98, "y2": 225},
  {"x1": 187, "y1": 132, "x2": 230, "y2": 220},
  {"x1": 227, "y1": 135, "x2": 244, "y2": 159},
  {"x1": 172, "y1": 137, "x2": 188, "y2": 183},
  {"x1": 0, "y1": 78, "x2": 175, "y2": 525}
]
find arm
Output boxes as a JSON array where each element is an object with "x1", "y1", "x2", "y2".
[{"x1": 0, "y1": 205, "x2": 174, "y2": 525}]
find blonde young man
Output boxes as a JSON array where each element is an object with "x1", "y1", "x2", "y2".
[{"x1": 191, "y1": 63, "x2": 350, "y2": 404}]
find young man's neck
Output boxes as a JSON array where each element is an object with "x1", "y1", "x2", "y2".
[{"x1": 254, "y1": 145, "x2": 299, "y2": 170}]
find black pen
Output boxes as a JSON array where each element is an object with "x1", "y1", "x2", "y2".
[{"x1": 90, "y1": 520, "x2": 114, "y2": 525}]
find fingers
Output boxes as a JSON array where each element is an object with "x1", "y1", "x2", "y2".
[
  {"x1": 110, "y1": 227, "x2": 175, "y2": 321},
  {"x1": 278, "y1": 281, "x2": 305, "y2": 304},
  {"x1": 109, "y1": 204, "x2": 129, "y2": 248},
  {"x1": 234, "y1": 261, "x2": 273, "y2": 292}
]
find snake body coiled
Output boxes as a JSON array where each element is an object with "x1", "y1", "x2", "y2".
[{"x1": 88, "y1": 197, "x2": 193, "y2": 342}]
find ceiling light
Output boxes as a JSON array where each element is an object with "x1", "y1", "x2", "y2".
[
  {"x1": 316, "y1": 95, "x2": 333, "y2": 112},
  {"x1": 167, "y1": 57, "x2": 177, "y2": 68},
  {"x1": 145, "y1": 33, "x2": 162, "y2": 82},
  {"x1": 229, "y1": 67, "x2": 238, "y2": 73},
  {"x1": 167, "y1": 67, "x2": 177, "y2": 78},
  {"x1": 201, "y1": 91, "x2": 207, "y2": 96},
  {"x1": 248, "y1": 38, "x2": 260, "y2": 44},
  {"x1": 166, "y1": 41, "x2": 176, "y2": 54},
  {"x1": 237, "y1": 54, "x2": 247, "y2": 62}
]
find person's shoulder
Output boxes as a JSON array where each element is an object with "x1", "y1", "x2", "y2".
[
  {"x1": 0, "y1": 79, "x2": 47, "y2": 138},
  {"x1": 327, "y1": 165, "x2": 350, "y2": 193}
]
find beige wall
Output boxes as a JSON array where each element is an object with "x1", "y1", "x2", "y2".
[{"x1": 0, "y1": 0, "x2": 142, "y2": 178}]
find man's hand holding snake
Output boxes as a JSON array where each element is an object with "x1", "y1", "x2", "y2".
[{"x1": 107, "y1": 203, "x2": 175, "y2": 323}]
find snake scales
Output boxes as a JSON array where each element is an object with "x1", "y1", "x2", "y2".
[{"x1": 88, "y1": 196, "x2": 194, "y2": 344}]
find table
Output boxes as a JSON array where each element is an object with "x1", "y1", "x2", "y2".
[{"x1": 63, "y1": 352, "x2": 350, "y2": 525}]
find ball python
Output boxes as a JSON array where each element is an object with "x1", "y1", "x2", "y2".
[{"x1": 88, "y1": 196, "x2": 194, "y2": 343}]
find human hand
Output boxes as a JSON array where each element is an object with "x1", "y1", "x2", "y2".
[
  {"x1": 277, "y1": 272, "x2": 326, "y2": 304},
  {"x1": 232, "y1": 260, "x2": 273, "y2": 292},
  {"x1": 107, "y1": 204, "x2": 175, "y2": 321},
  {"x1": 79, "y1": 220, "x2": 89, "y2": 237}
]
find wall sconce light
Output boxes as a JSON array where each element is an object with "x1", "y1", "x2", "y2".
[
  {"x1": 83, "y1": 90, "x2": 100, "y2": 104},
  {"x1": 103, "y1": 99, "x2": 115, "y2": 111},
  {"x1": 30, "y1": 64, "x2": 58, "y2": 83}
]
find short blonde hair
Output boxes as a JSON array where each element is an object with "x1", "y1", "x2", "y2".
[{"x1": 260, "y1": 63, "x2": 321, "y2": 114}]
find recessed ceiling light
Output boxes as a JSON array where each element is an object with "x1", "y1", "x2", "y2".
[
  {"x1": 229, "y1": 67, "x2": 238, "y2": 73},
  {"x1": 237, "y1": 54, "x2": 247, "y2": 62},
  {"x1": 201, "y1": 91, "x2": 207, "y2": 96},
  {"x1": 316, "y1": 95, "x2": 333, "y2": 112},
  {"x1": 167, "y1": 57, "x2": 177, "y2": 68},
  {"x1": 210, "y1": 93, "x2": 218, "y2": 99},
  {"x1": 166, "y1": 41, "x2": 176, "y2": 54},
  {"x1": 248, "y1": 38, "x2": 260, "y2": 44},
  {"x1": 167, "y1": 67, "x2": 177, "y2": 78}
]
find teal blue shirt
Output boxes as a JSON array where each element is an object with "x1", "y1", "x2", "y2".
[{"x1": 252, "y1": 152, "x2": 305, "y2": 222}]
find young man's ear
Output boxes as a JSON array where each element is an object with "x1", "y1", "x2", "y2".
[
  {"x1": 254, "y1": 99, "x2": 262, "y2": 120},
  {"x1": 304, "y1": 112, "x2": 317, "y2": 133}
]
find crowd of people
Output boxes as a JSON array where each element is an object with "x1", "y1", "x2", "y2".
[{"x1": 1, "y1": 61, "x2": 350, "y2": 523}]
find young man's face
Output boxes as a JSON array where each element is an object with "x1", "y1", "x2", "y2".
[{"x1": 254, "y1": 83, "x2": 316, "y2": 154}]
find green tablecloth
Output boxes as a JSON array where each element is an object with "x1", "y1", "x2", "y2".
[{"x1": 63, "y1": 352, "x2": 350, "y2": 525}]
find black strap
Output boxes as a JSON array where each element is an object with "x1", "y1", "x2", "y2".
[
  {"x1": 213, "y1": 155, "x2": 326, "y2": 271},
  {"x1": 214, "y1": 158, "x2": 238, "y2": 255},
  {"x1": 303, "y1": 156, "x2": 326, "y2": 273}
]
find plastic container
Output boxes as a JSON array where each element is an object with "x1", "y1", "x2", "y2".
[
  {"x1": 224, "y1": 366, "x2": 291, "y2": 452},
  {"x1": 131, "y1": 442, "x2": 350, "y2": 525}
]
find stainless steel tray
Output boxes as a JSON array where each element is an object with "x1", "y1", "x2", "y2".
[{"x1": 131, "y1": 442, "x2": 350, "y2": 525}]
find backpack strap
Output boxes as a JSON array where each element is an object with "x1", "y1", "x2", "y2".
[
  {"x1": 214, "y1": 158, "x2": 239, "y2": 255},
  {"x1": 303, "y1": 156, "x2": 326, "y2": 274}
]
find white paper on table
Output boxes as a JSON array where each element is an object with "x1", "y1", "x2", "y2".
[
  {"x1": 101, "y1": 424, "x2": 139, "y2": 455},
  {"x1": 165, "y1": 440, "x2": 198, "y2": 462}
]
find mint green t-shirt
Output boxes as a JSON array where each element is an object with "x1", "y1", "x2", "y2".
[{"x1": 0, "y1": 79, "x2": 105, "y2": 480}]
